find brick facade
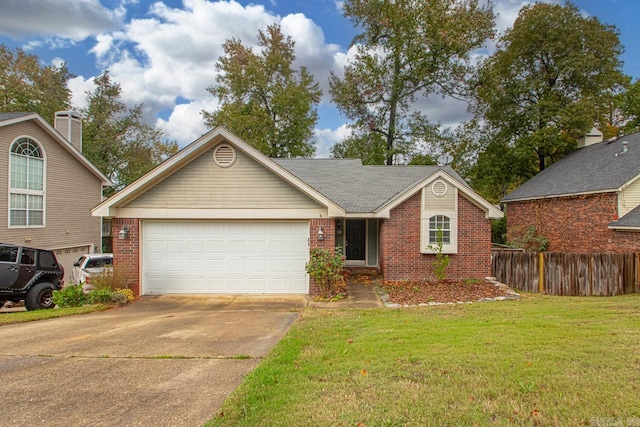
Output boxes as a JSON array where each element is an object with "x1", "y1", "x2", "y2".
[
  {"x1": 112, "y1": 218, "x2": 140, "y2": 296},
  {"x1": 506, "y1": 193, "x2": 640, "y2": 252},
  {"x1": 308, "y1": 218, "x2": 336, "y2": 296},
  {"x1": 114, "y1": 195, "x2": 496, "y2": 297},
  {"x1": 379, "y1": 192, "x2": 493, "y2": 281}
]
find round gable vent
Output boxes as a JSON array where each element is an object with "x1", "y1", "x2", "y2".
[
  {"x1": 431, "y1": 180, "x2": 448, "y2": 197},
  {"x1": 213, "y1": 144, "x2": 236, "y2": 168}
]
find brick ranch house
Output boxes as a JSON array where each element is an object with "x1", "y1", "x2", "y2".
[
  {"x1": 503, "y1": 130, "x2": 640, "y2": 252},
  {"x1": 92, "y1": 127, "x2": 502, "y2": 297}
]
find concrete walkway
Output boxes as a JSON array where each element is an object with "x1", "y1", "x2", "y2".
[{"x1": 308, "y1": 279, "x2": 383, "y2": 309}]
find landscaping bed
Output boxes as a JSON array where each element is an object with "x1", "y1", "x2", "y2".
[{"x1": 372, "y1": 277, "x2": 515, "y2": 305}]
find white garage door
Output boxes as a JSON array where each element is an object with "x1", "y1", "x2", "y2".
[{"x1": 143, "y1": 221, "x2": 309, "y2": 294}]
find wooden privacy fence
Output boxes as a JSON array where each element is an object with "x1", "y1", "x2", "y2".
[{"x1": 492, "y1": 251, "x2": 640, "y2": 296}]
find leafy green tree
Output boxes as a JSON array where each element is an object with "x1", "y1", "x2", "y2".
[
  {"x1": 203, "y1": 24, "x2": 322, "y2": 158},
  {"x1": 82, "y1": 72, "x2": 178, "y2": 194},
  {"x1": 471, "y1": 2, "x2": 628, "y2": 199},
  {"x1": 330, "y1": 132, "x2": 387, "y2": 165},
  {"x1": 0, "y1": 44, "x2": 72, "y2": 123},
  {"x1": 622, "y1": 79, "x2": 640, "y2": 134},
  {"x1": 329, "y1": 0, "x2": 495, "y2": 165}
]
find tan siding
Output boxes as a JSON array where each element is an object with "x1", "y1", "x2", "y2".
[
  {"x1": 619, "y1": 177, "x2": 640, "y2": 216},
  {"x1": 0, "y1": 120, "x2": 103, "y2": 252},
  {"x1": 423, "y1": 178, "x2": 456, "y2": 211},
  {"x1": 54, "y1": 114, "x2": 82, "y2": 152},
  {"x1": 125, "y1": 146, "x2": 322, "y2": 209}
]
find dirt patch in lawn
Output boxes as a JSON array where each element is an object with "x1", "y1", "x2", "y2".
[{"x1": 373, "y1": 278, "x2": 514, "y2": 305}]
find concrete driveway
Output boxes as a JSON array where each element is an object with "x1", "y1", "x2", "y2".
[{"x1": 0, "y1": 295, "x2": 306, "y2": 427}]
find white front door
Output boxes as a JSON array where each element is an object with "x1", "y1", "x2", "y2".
[{"x1": 142, "y1": 221, "x2": 309, "y2": 294}]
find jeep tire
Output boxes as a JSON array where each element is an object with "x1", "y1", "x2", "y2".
[{"x1": 25, "y1": 283, "x2": 55, "y2": 311}]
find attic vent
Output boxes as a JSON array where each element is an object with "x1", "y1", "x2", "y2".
[
  {"x1": 213, "y1": 144, "x2": 236, "y2": 168},
  {"x1": 431, "y1": 180, "x2": 448, "y2": 197}
]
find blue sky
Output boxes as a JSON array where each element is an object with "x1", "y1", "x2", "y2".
[{"x1": 0, "y1": 0, "x2": 638, "y2": 156}]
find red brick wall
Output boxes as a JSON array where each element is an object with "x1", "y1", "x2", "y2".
[
  {"x1": 506, "y1": 193, "x2": 640, "y2": 252},
  {"x1": 112, "y1": 218, "x2": 140, "y2": 296},
  {"x1": 380, "y1": 192, "x2": 493, "y2": 281},
  {"x1": 308, "y1": 218, "x2": 336, "y2": 296}
]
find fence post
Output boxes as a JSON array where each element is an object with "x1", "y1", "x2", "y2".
[{"x1": 538, "y1": 252, "x2": 545, "y2": 293}]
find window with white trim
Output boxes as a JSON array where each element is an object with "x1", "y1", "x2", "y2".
[
  {"x1": 9, "y1": 138, "x2": 45, "y2": 227},
  {"x1": 428, "y1": 215, "x2": 451, "y2": 245},
  {"x1": 421, "y1": 183, "x2": 458, "y2": 254}
]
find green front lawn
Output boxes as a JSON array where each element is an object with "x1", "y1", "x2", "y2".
[
  {"x1": 209, "y1": 294, "x2": 640, "y2": 426},
  {"x1": 0, "y1": 305, "x2": 111, "y2": 325}
]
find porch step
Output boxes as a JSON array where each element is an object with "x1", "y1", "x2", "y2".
[{"x1": 345, "y1": 267, "x2": 380, "y2": 278}]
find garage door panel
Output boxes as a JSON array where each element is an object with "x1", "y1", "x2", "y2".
[
  {"x1": 290, "y1": 278, "x2": 308, "y2": 292},
  {"x1": 290, "y1": 241, "x2": 307, "y2": 254},
  {"x1": 249, "y1": 259, "x2": 265, "y2": 272},
  {"x1": 270, "y1": 241, "x2": 287, "y2": 253},
  {"x1": 249, "y1": 241, "x2": 265, "y2": 253},
  {"x1": 207, "y1": 240, "x2": 225, "y2": 253},
  {"x1": 229, "y1": 240, "x2": 245, "y2": 253},
  {"x1": 207, "y1": 259, "x2": 225, "y2": 272},
  {"x1": 143, "y1": 221, "x2": 309, "y2": 294}
]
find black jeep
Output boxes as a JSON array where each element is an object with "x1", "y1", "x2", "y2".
[{"x1": 0, "y1": 244, "x2": 64, "y2": 311}]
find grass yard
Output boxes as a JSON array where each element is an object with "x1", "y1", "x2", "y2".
[
  {"x1": 209, "y1": 294, "x2": 640, "y2": 426},
  {"x1": 0, "y1": 305, "x2": 111, "y2": 325}
]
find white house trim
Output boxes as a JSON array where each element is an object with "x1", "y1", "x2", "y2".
[
  {"x1": 92, "y1": 127, "x2": 344, "y2": 218},
  {"x1": 374, "y1": 169, "x2": 503, "y2": 219}
]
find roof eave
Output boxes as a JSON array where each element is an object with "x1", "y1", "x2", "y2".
[
  {"x1": 92, "y1": 127, "x2": 345, "y2": 217},
  {"x1": 2, "y1": 113, "x2": 112, "y2": 186},
  {"x1": 503, "y1": 188, "x2": 619, "y2": 203},
  {"x1": 375, "y1": 169, "x2": 503, "y2": 219},
  {"x1": 608, "y1": 224, "x2": 640, "y2": 231}
]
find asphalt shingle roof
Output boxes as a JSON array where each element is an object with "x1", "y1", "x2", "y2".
[
  {"x1": 502, "y1": 132, "x2": 640, "y2": 202},
  {"x1": 0, "y1": 112, "x2": 32, "y2": 122},
  {"x1": 610, "y1": 204, "x2": 640, "y2": 228},
  {"x1": 273, "y1": 158, "x2": 468, "y2": 213}
]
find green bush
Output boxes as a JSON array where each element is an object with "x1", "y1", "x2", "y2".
[
  {"x1": 89, "y1": 288, "x2": 113, "y2": 304},
  {"x1": 53, "y1": 284, "x2": 88, "y2": 308},
  {"x1": 305, "y1": 247, "x2": 345, "y2": 297},
  {"x1": 110, "y1": 292, "x2": 128, "y2": 306},
  {"x1": 89, "y1": 267, "x2": 130, "y2": 290},
  {"x1": 427, "y1": 228, "x2": 450, "y2": 280}
]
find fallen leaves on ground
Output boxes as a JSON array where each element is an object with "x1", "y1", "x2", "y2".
[{"x1": 380, "y1": 279, "x2": 510, "y2": 305}]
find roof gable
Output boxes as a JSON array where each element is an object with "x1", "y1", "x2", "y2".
[
  {"x1": 274, "y1": 159, "x2": 501, "y2": 218},
  {"x1": 92, "y1": 127, "x2": 344, "y2": 217},
  {"x1": 503, "y1": 132, "x2": 640, "y2": 202},
  {"x1": 0, "y1": 112, "x2": 111, "y2": 186},
  {"x1": 609, "y1": 204, "x2": 640, "y2": 230},
  {"x1": 123, "y1": 145, "x2": 323, "y2": 210}
]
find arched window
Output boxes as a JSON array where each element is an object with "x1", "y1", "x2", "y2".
[
  {"x1": 429, "y1": 215, "x2": 451, "y2": 245},
  {"x1": 9, "y1": 137, "x2": 45, "y2": 226}
]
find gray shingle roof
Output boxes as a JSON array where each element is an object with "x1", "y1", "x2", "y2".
[
  {"x1": 503, "y1": 132, "x2": 640, "y2": 202},
  {"x1": 0, "y1": 112, "x2": 32, "y2": 122},
  {"x1": 610, "y1": 204, "x2": 640, "y2": 228},
  {"x1": 273, "y1": 158, "x2": 468, "y2": 213}
]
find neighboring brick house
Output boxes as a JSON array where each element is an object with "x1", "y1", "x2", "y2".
[
  {"x1": 93, "y1": 127, "x2": 501, "y2": 297},
  {"x1": 503, "y1": 131, "x2": 640, "y2": 252},
  {"x1": 0, "y1": 112, "x2": 111, "y2": 280}
]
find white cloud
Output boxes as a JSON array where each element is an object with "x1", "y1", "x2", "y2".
[
  {"x1": 67, "y1": 75, "x2": 96, "y2": 111},
  {"x1": 0, "y1": 0, "x2": 121, "y2": 40},
  {"x1": 49, "y1": 0, "x2": 542, "y2": 155},
  {"x1": 314, "y1": 124, "x2": 352, "y2": 158},
  {"x1": 156, "y1": 99, "x2": 216, "y2": 146}
]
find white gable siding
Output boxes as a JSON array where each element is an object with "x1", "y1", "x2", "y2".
[
  {"x1": 619, "y1": 176, "x2": 640, "y2": 217},
  {"x1": 124, "y1": 146, "x2": 322, "y2": 210}
]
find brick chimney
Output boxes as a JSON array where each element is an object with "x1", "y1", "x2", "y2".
[
  {"x1": 577, "y1": 127, "x2": 603, "y2": 148},
  {"x1": 54, "y1": 110, "x2": 83, "y2": 152}
]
